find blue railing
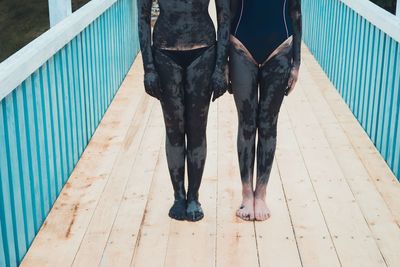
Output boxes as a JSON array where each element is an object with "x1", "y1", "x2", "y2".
[
  {"x1": 0, "y1": 0, "x2": 139, "y2": 266},
  {"x1": 302, "y1": 0, "x2": 400, "y2": 180}
]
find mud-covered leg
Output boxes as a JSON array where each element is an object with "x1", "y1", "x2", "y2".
[
  {"x1": 154, "y1": 49, "x2": 186, "y2": 221},
  {"x1": 229, "y1": 43, "x2": 259, "y2": 221},
  {"x1": 184, "y1": 46, "x2": 216, "y2": 222},
  {"x1": 254, "y1": 49, "x2": 292, "y2": 221}
]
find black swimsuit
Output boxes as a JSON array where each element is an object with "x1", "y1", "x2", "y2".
[
  {"x1": 229, "y1": 0, "x2": 302, "y2": 193},
  {"x1": 231, "y1": 0, "x2": 293, "y2": 64},
  {"x1": 160, "y1": 46, "x2": 210, "y2": 69}
]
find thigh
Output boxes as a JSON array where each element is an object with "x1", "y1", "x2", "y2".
[
  {"x1": 184, "y1": 45, "x2": 216, "y2": 137},
  {"x1": 229, "y1": 42, "x2": 259, "y2": 124},
  {"x1": 154, "y1": 48, "x2": 185, "y2": 142},
  {"x1": 258, "y1": 45, "x2": 292, "y2": 124}
]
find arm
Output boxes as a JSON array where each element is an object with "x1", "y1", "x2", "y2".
[
  {"x1": 287, "y1": 0, "x2": 302, "y2": 95},
  {"x1": 227, "y1": 0, "x2": 241, "y2": 94},
  {"x1": 138, "y1": 0, "x2": 161, "y2": 99},
  {"x1": 211, "y1": 0, "x2": 230, "y2": 101},
  {"x1": 290, "y1": 0, "x2": 302, "y2": 67}
]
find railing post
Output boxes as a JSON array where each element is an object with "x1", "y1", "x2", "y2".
[
  {"x1": 397, "y1": 0, "x2": 400, "y2": 16},
  {"x1": 48, "y1": 0, "x2": 72, "y2": 27}
]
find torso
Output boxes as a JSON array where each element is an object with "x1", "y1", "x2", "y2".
[
  {"x1": 231, "y1": 0, "x2": 293, "y2": 63},
  {"x1": 153, "y1": 0, "x2": 216, "y2": 50}
]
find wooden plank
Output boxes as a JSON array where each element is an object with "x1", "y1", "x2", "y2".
[
  {"x1": 130, "y1": 148, "x2": 172, "y2": 267},
  {"x1": 163, "y1": 101, "x2": 218, "y2": 267},
  {"x1": 4, "y1": 91, "x2": 28, "y2": 259},
  {"x1": 0, "y1": 105, "x2": 18, "y2": 266},
  {"x1": 54, "y1": 52, "x2": 69, "y2": 189},
  {"x1": 99, "y1": 101, "x2": 163, "y2": 267},
  {"x1": 24, "y1": 74, "x2": 44, "y2": 231},
  {"x1": 41, "y1": 61, "x2": 58, "y2": 206},
  {"x1": 48, "y1": 0, "x2": 72, "y2": 27},
  {"x1": 254, "y1": 161, "x2": 302, "y2": 267},
  {"x1": 216, "y1": 95, "x2": 259, "y2": 267},
  {"x1": 65, "y1": 43, "x2": 79, "y2": 166},
  {"x1": 381, "y1": 40, "x2": 398, "y2": 167},
  {"x1": 15, "y1": 84, "x2": 37, "y2": 244},
  {"x1": 397, "y1": 0, "x2": 400, "y2": 17},
  {"x1": 275, "y1": 107, "x2": 340, "y2": 266},
  {"x1": 48, "y1": 56, "x2": 64, "y2": 194},
  {"x1": 20, "y1": 61, "x2": 147, "y2": 267},
  {"x1": 32, "y1": 68, "x2": 51, "y2": 220},
  {"x1": 74, "y1": 34, "x2": 88, "y2": 153},
  {"x1": 59, "y1": 48, "x2": 74, "y2": 177},
  {"x1": 285, "y1": 79, "x2": 386, "y2": 265},
  {"x1": 71, "y1": 97, "x2": 154, "y2": 265},
  {"x1": 0, "y1": 224, "x2": 6, "y2": 267}
]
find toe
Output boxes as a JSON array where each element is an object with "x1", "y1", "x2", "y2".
[{"x1": 236, "y1": 209, "x2": 242, "y2": 217}]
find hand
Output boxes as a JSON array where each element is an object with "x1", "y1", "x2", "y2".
[
  {"x1": 211, "y1": 69, "x2": 228, "y2": 102},
  {"x1": 225, "y1": 63, "x2": 233, "y2": 94},
  {"x1": 227, "y1": 80, "x2": 233, "y2": 94},
  {"x1": 285, "y1": 64, "x2": 300, "y2": 96},
  {"x1": 144, "y1": 70, "x2": 162, "y2": 99}
]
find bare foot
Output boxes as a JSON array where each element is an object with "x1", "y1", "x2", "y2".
[
  {"x1": 236, "y1": 192, "x2": 254, "y2": 221},
  {"x1": 254, "y1": 198, "x2": 271, "y2": 221}
]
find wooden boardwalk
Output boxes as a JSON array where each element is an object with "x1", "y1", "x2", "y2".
[{"x1": 21, "y1": 46, "x2": 400, "y2": 267}]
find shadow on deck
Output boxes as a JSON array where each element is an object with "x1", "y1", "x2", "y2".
[{"x1": 20, "y1": 46, "x2": 400, "y2": 267}]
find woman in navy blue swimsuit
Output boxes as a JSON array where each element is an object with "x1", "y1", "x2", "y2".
[{"x1": 230, "y1": 0, "x2": 302, "y2": 221}]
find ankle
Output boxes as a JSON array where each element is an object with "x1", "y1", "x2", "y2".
[
  {"x1": 254, "y1": 185, "x2": 267, "y2": 200},
  {"x1": 242, "y1": 187, "x2": 254, "y2": 199},
  {"x1": 242, "y1": 181, "x2": 253, "y2": 191},
  {"x1": 254, "y1": 193, "x2": 266, "y2": 201},
  {"x1": 174, "y1": 190, "x2": 186, "y2": 201},
  {"x1": 187, "y1": 192, "x2": 199, "y2": 202}
]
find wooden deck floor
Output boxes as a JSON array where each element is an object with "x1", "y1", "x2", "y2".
[{"x1": 20, "y1": 46, "x2": 400, "y2": 267}]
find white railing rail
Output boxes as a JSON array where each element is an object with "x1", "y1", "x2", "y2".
[
  {"x1": 0, "y1": 0, "x2": 117, "y2": 102},
  {"x1": 340, "y1": 0, "x2": 400, "y2": 42}
]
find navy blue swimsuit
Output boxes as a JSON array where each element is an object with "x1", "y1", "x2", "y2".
[{"x1": 232, "y1": 0, "x2": 293, "y2": 64}]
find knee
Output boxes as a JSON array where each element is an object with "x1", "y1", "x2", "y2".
[
  {"x1": 238, "y1": 119, "x2": 257, "y2": 141},
  {"x1": 186, "y1": 115, "x2": 208, "y2": 148},
  {"x1": 258, "y1": 124, "x2": 277, "y2": 140},
  {"x1": 165, "y1": 119, "x2": 184, "y2": 146},
  {"x1": 257, "y1": 114, "x2": 278, "y2": 139},
  {"x1": 187, "y1": 128, "x2": 207, "y2": 150}
]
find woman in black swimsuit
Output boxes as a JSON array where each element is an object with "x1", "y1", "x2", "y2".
[
  {"x1": 138, "y1": 0, "x2": 229, "y2": 221},
  {"x1": 230, "y1": 0, "x2": 302, "y2": 221}
]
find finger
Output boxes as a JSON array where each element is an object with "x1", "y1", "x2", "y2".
[
  {"x1": 212, "y1": 88, "x2": 223, "y2": 102},
  {"x1": 228, "y1": 82, "x2": 233, "y2": 94},
  {"x1": 287, "y1": 78, "x2": 293, "y2": 90},
  {"x1": 155, "y1": 88, "x2": 161, "y2": 100},
  {"x1": 212, "y1": 91, "x2": 217, "y2": 102},
  {"x1": 287, "y1": 80, "x2": 297, "y2": 95},
  {"x1": 148, "y1": 87, "x2": 160, "y2": 100},
  {"x1": 146, "y1": 90, "x2": 156, "y2": 98}
]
